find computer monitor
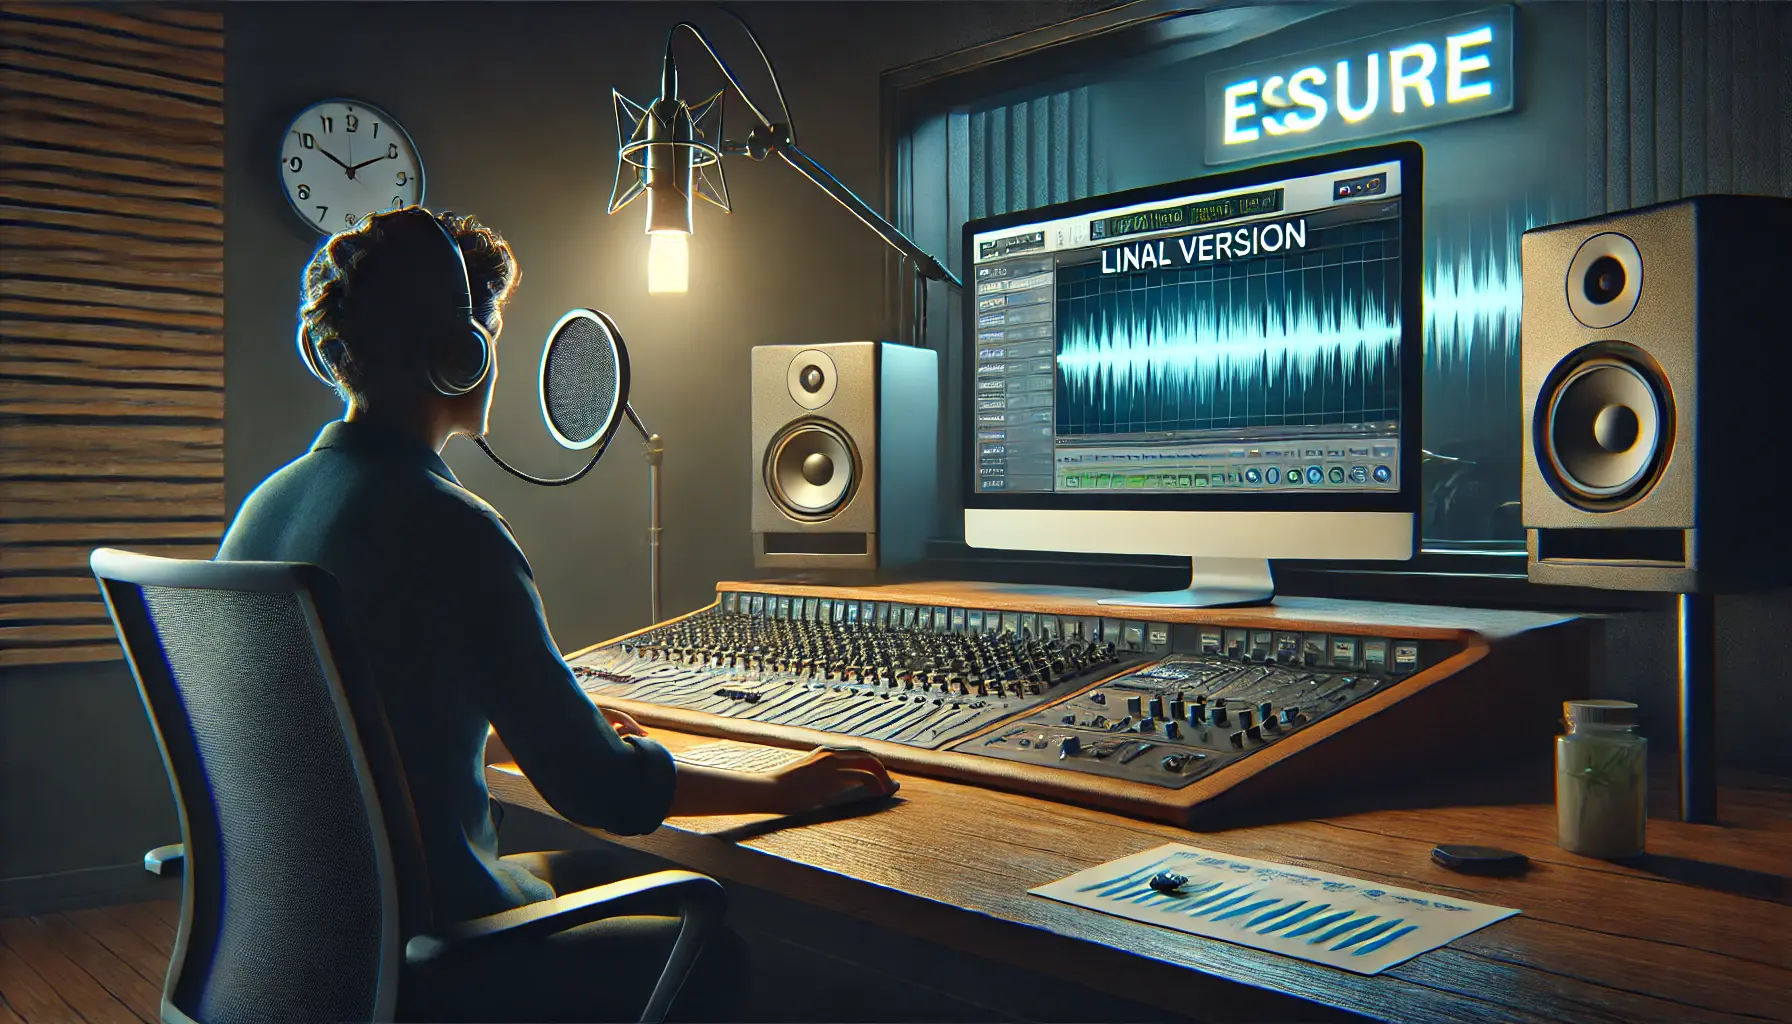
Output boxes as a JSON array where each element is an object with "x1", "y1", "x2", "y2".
[{"x1": 962, "y1": 142, "x2": 1423, "y2": 608}]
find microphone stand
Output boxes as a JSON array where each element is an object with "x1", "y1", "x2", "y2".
[{"x1": 624, "y1": 405, "x2": 663, "y2": 625}]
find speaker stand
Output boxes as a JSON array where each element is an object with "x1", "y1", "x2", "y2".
[
  {"x1": 1677, "y1": 593, "x2": 1717, "y2": 824},
  {"x1": 1096, "y1": 557, "x2": 1275, "y2": 609}
]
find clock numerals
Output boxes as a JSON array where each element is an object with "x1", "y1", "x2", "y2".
[
  {"x1": 316, "y1": 205, "x2": 329, "y2": 220},
  {"x1": 345, "y1": 212, "x2": 359, "y2": 226},
  {"x1": 287, "y1": 156, "x2": 302, "y2": 173},
  {"x1": 387, "y1": 143, "x2": 399, "y2": 160},
  {"x1": 294, "y1": 131, "x2": 315, "y2": 149},
  {"x1": 391, "y1": 196, "x2": 404, "y2": 209},
  {"x1": 372, "y1": 122, "x2": 380, "y2": 138},
  {"x1": 319, "y1": 115, "x2": 334, "y2": 133},
  {"x1": 396, "y1": 171, "x2": 408, "y2": 186},
  {"x1": 345, "y1": 113, "x2": 360, "y2": 133},
  {"x1": 297, "y1": 184, "x2": 310, "y2": 200}
]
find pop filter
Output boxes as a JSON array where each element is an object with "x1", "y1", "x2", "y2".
[
  {"x1": 541, "y1": 308, "x2": 629, "y2": 451},
  {"x1": 472, "y1": 307, "x2": 638, "y2": 486}
]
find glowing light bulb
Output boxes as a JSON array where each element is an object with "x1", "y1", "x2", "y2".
[{"x1": 647, "y1": 231, "x2": 688, "y2": 294}]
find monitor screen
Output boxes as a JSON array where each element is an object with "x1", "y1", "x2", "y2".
[{"x1": 963, "y1": 143, "x2": 1421, "y2": 515}]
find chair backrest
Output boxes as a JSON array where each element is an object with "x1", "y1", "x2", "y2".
[{"x1": 93, "y1": 549, "x2": 432, "y2": 1024}]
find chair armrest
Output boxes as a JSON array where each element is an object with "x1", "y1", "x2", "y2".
[
  {"x1": 144, "y1": 844, "x2": 184, "y2": 876},
  {"x1": 403, "y1": 869, "x2": 723, "y2": 964},
  {"x1": 405, "y1": 869, "x2": 725, "y2": 1024}
]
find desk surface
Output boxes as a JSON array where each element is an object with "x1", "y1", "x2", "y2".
[{"x1": 488, "y1": 731, "x2": 1791, "y2": 1024}]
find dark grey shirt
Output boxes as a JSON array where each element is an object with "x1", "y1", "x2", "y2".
[{"x1": 218, "y1": 419, "x2": 676, "y2": 924}]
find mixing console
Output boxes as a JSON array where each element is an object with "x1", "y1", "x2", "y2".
[
  {"x1": 960, "y1": 652, "x2": 1402, "y2": 787},
  {"x1": 571, "y1": 591, "x2": 1142, "y2": 748},
  {"x1": 572, "y1": 590, "x2": 1443, "y2": 761},
  {"x1": 567, "y1": 585, "x2": 1583, "y2": 825}
]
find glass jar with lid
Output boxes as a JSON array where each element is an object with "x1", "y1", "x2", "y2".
[{"x1": 1555, "y1": 699, "x2": 1647, "y2": 858}]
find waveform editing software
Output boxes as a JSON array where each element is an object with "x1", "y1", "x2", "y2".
[
  {"x1": 571, "y1": 144, "x2": 1586, "y2": 824},
  {"x1": 969, "y1": 152, "x2": 1409, "y2": 498}
]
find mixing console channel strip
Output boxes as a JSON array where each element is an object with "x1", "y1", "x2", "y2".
[
  {"x1": 568, "y1": 582, "x2": 1588, "y2": 826},
  {"x1": 571, "y1": 591, "x2": 1147, "y2": 748}
]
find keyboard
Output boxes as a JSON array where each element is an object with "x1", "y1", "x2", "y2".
[{"x1": 673, "y1": 741, "x2": 807, "y2": 773}]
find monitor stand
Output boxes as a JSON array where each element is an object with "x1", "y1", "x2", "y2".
[{"x1": 1096, "y1": 557, "x2": 1275, "y2": 609}]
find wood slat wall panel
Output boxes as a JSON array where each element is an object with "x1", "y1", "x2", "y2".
[
  {"x1": 0, "y1": 44, "x2": 225, "y2": 104},
  {"x1": 0, "y1": 3, "x2": 223, "y2": 666},
  {"x1": 2, "y1": 19, "x2": 224, "y2": 81},
  {"x1": 0, "y1": 253, "x2": 223, "y2": 295},
  {"x1": 0, "y1": 142, "x2": 223, "y2": 190}
]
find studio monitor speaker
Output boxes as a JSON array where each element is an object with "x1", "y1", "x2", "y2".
[
  {"x1": 751, "y1": 342, "x2": 937, "y2": 569},
  {"x1": 1521, "y1": 195, "x2": 1792, "y2": 591}
]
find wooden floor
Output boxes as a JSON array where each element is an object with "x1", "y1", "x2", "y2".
[{"x1": 0, "y1": 902, "x2": 174, "y2": 1024}]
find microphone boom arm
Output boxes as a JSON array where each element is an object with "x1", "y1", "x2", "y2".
[
  {"x1": 666, "y1": 20, "x2": 961, "y2": 289},
  {"x1": 765, "y1": 136, "x2": 958, "y2": 286}
]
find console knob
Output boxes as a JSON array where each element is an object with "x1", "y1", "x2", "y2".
[
  {"x1": 1279, "y1": 706, "x2": 1300, "y2": 724},
  {"x1": 1237, "y1": 709, "x2": 1253, "y2": 730},
  {"x1": 1168, "y1": 699, "x2": 1184, "y2": 720},
  {"x1": 1163, "y1": 720, "x2": 1181, "y2": 740},
  {"x1": 1126, "y1": 695, "x2": 1143, "y2": 715},
  {"x1": 1147, "y1": 697, "x2": 1165, "y2": 719},
  {"x1": 1138, "y1": 718, "x2": 1155, "y2": 733},
  {"x1": 1212, "y1": 707, "x2": 1229, "y2": 726},
  {"x1": 1089, "y1": 692, "x2": 1107, "y2": 705},
  {"x1": 1229, "y1": 730, "x2": 1245, "y2": 748},
  {"x1": 1258, "y1": 700, "x2": 1273, "y2": 722},
  {"x1": 1058, "y1": 736, "x2": 1081, "y2": 758}
]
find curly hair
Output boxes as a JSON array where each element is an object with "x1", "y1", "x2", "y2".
[{"x1": 296, "y1": 207, "x2": 520, "y2": 403}]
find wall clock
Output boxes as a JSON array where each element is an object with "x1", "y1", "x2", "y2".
[{"x1": 278, "y1": 98, "x2": 425, "y2": 235}]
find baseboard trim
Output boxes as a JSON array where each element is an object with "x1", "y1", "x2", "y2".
[{"x1": 0, "y1": 862, "x2": 181, "y2": 918}]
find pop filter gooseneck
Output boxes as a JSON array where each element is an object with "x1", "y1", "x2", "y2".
[{"x1": 472, "y1": 308, "x2": 642, "y2": 486}]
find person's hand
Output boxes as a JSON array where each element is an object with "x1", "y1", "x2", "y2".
[
  {"x1": 764, "y1": 747, "x2": 897, "y2": 813},
  {"x1": 598, "y1": 706, "x2": 647, "y2": 738}
]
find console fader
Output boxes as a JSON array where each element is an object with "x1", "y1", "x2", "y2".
[
  {"x1": 568, "y1": 583, "x2": 1585, "y2": 825},
  {"x1": 570, "y1": 591, "x2": 1145, "y2": 748}
]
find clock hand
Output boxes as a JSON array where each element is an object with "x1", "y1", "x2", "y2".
[
  {"x1": 349, "y1": 154, "x2": 391, "y2": 172},
  {"x1": 316, "y1": 146, "x2": 354, "y2": 176}
]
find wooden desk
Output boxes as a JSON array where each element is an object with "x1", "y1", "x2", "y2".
[{"x1": 488, "y1": 732, "x2": 1791, "y2": 1024}]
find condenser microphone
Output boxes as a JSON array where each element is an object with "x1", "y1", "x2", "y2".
[
  {"x1": 472, "y1": 308, "x2": 642, "y2": 486},
  {"x1": 609, "y1": 46, "x2": 729, "y2": 240}
]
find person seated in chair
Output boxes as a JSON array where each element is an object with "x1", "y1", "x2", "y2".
[{"x1": 219, "y1": 207, "x2": 896, "y2": 1022}]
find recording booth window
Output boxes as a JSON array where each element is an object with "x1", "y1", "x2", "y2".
[{"x1": 889, "y1": 1, "x2": 1590, "y2": 587}]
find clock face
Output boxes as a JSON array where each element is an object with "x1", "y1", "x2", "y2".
[{"x1": 279, "y1": 99, "x2": 424, "y2": 235}]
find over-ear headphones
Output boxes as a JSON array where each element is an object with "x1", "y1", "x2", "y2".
[{"x1": 297, "y1": 208, "x2": 492, "y2": 397}]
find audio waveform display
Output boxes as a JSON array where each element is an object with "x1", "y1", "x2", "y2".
[
  {"x1": 1055, "y1": 213, "x2": 1402, "y2": 436},
  {"x1": 1423, "y1": 208, "x2": 1539, "y2": 368}
]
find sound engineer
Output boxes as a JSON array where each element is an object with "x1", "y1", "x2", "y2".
[{"x1": 217, "y1": 208, "x2": 895, "y2": 1016}]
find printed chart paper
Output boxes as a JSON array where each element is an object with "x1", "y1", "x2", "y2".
[{"x1": 1030, "y1": 844, "x2": 1518, "y2": 975}]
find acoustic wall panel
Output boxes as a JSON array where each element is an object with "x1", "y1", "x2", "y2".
[{"x1": 0, "y1": 3, "x2": 224, "y2": 665}]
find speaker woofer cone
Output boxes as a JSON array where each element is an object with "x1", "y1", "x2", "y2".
[
  {"x1": 1541, "y1": 352, "x2": 1667, "y2": 508},
  {"x1": 765, "y1": 419, "x2": 858, "y2": 519}
]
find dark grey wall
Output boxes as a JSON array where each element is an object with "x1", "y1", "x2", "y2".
[
  {"x1": 0, "y1": 659, "x2": 180, "y2": 913},
  {"x1": 224, "y1": 1, "x2": 1107, "y2": 654},
  {"x1": 0, "y1": 0, "x2": 1103, "y2": 900}
]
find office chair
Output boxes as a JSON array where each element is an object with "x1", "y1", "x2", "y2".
[{"x1": 93, "y1": 548, "x2": 725, "y2": 1024}]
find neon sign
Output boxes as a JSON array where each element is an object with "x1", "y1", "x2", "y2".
[{"x1": 1206, "y1": 6, "x2": 1514, "y2": 164}]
